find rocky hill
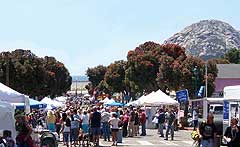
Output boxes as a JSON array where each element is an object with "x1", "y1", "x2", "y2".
[{"x1": 165, "y1": 20, "x2": 240, "y2": 60}]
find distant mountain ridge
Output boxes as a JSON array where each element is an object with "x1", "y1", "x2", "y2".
[
  {"x1": 165, "y1": 20, "x2": 240, "y2": 60},
  {"x1": 72, "y1": 75, "x2": 89, "y2": 81}
]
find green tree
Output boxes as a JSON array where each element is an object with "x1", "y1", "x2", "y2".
[
  {"x1": 104, "y1": 60, "x2": 126, "y2": 93},
  {"x1": 155, "y1": 44, "x2": 187, "y2": 91},
  {"x1": 179, "y1": 56, "x2": 205, "y2": 98},
  {"x1": 125, "y1": 42, "x2": 160, "y2": 95},
  {"x1": 86, "y1": 65, "x2": 107, "y2": 87},
  {"x1": 0, "y1": 49, "x2": 72, "y2": 98},
  {"x1": 43, "y1": 56, "x2": 72, "y2": 98},
  {"x1": 223, "y1": 48, "x2": 240, "y2": 63}
]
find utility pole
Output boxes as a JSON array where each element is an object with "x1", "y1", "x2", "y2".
[{"x1": 203, "y1": 62, "x2": 208, "y2": 120}]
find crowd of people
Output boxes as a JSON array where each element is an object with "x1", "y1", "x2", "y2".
[
  {"x1": 10, "y1": 97, "x2": 149, "y2": 147},
  {"x1": 152, "y1": 108, "x2": 178, "y2": 141},
  {"x1": 3, "y1": 95, "x2": 240, "y2": 147}
]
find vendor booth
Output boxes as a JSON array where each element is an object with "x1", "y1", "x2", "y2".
[
  {"x1": 223, "y1": 85, "x2": 240, "y2": 135},
  {"x1": 127, "y1": 89, "x2": 178, "y2": 129},
  {"x1": 139, "y1": 89, "x2": 178, "y2": 106},
  {"x1": 0, "y1": 101, "x2": 16, "y2": 141},
  {"x1": 41, "y1": 97, "x2": 64, "y2": 108},
  {"x1": 0, "y1": 82, "x2": 30, "y2": 111},
  {"x1": 13, "y1": 98, "x2": 47, "y2": 109}
]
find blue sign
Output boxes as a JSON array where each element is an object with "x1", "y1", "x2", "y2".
[
  {"x1": 176, "y1": 89, "x2": 189, "y2": 103},
  {"x1": 223, "y1": 101, "x2": 229, "y2": 120}
]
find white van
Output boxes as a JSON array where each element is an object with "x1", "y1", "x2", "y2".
[{"x1": 209, "y1": 104, "x2": 223, "y2": 114}]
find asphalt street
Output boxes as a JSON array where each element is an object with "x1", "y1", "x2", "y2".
[{"x1": 58, "y1": 129, "x2": 194, "y2": 147}]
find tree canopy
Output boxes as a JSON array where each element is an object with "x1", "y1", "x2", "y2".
[
  {"x1": 223, "y1": 48, "x2": 240, "y2": 64},
  {"x1": 86, "y1": 65, "x2": 107, "y2": 87},
  {"x1": 0, "y1": 49, "x2": 72, "y2": 98},
  {"x1": 86, "y1": 41, "x2": 219, "y2": 100}
]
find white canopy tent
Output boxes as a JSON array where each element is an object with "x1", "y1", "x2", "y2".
[
  {"x1": 126, "y1": 99, "x2": 140, "y2": 106},
  {"x1": 139, "y1": 89, "x2": 178, "y2": 106},
  {"x1": 138, "y1": 91, "x2": 156, "y2": 105},
  {"x1": 0, "y1": 82, "x2": 29, "y2": 103},
  {"x1": 126, "y1": 92, "x2": 154, "y2": 106},
  {"x1": 54, "y1": 96, "x2": 68, "y2": 103},
  {"x1": 0, "y1": 101, "x2": 16, "y2": 141},
  {"x1": 41, "y1": 97, "x2": 64, "y2": 108},
  {"x1": 0, "y1": 82, "x2": 30, "y2": 112},
  {"x1": 126, "y1": 92, "x2": 155, "y2": 106}
]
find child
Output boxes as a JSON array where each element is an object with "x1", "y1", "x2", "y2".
[{"x1": 3, "y1": 130, "x2": 15, "y2": 147}]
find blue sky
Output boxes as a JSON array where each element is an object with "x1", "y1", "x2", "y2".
[{"x1": 0, "y1": 0, "x2": 239, "y2": 75}]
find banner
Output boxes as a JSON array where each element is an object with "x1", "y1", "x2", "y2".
[{"x1": 176, "y1": 89, "x2": 189, "y2": 103}]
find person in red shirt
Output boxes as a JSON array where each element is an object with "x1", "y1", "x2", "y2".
[
  {"x1": 122, "y1": 110, "x2": 129, "y2": 137},
  {"x1": 139, "y1": 109, "x2": 146, "y2": 136}
]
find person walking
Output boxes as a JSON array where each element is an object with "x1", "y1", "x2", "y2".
[
  {"x1": 164, "y1": 109, "x2": 176, "y2": 140},
  {"x1": 70, "y1": 109, "x2": 81, "y2": 145},
  {"x1": 223, "y1": 118, "x2": 240, "y2": 147},
  {"x1": 158, "y1": 109, "x2": 165, "y2": 137},
  {"x1": 122, "y1": 110, "x2": 129, "y2": 137},
  {"x1": 81, "y1": 111, "x2": 89, "y2": 134},
  {"x1": 109, "y1": 113, "x2": 121, "y2": 146},
  {"x1": 46, "y1": 110, "x2": 56, "y2": 132},
  {"x1": 134, "y1": 109, "x2": 140, "y2": 136},
  {"x1": 128, "y1": 107, "x2": 135, "y2": 137},
  {"x1": 198, "y1": 113, "x2": 217, "y2": 147},
  {"x1": 89, "y1": 106, "x2": 101, "y2": 146},
  {"x1": 55, "y1": 111, "x2": 62, "y2": 136},
  {"x1": 15, "y1": 113, "x2": 34, "y2": 147},
  {"x1": 193, "y1": 108, "x2": 199, "y2": 130},
  {"x1": 139, "y1": 109, "x2": 147, "y2": 136},
  {"x1": 61, "y1": 112, "x2": 71, "y2": 147},
  {"x1": 101, "y1": 108, "x2": 111, "y2": 141}
]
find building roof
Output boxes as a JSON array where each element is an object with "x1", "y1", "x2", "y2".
[{"x1": 217, "y1": 64, "x2": 240, "y2": 78}]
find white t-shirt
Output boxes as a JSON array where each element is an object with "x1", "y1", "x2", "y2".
[
  {"x1": 82, "y1": 114, "x2": 89, "y2": 124},
  {"x1": 63, "y1": 122, "x2": 70, "y2": 132},
  {"x1": 109, "y1": 117, "x2": 120, "y2": 129}
]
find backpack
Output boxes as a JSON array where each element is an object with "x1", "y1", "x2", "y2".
[{"x1": 65, "y1": 118, "x2": 71, "y2": 127}]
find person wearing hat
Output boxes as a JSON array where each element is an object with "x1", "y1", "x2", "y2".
[{"x1": 15, "y1": 113, "x2": 34, "y2": 147}]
